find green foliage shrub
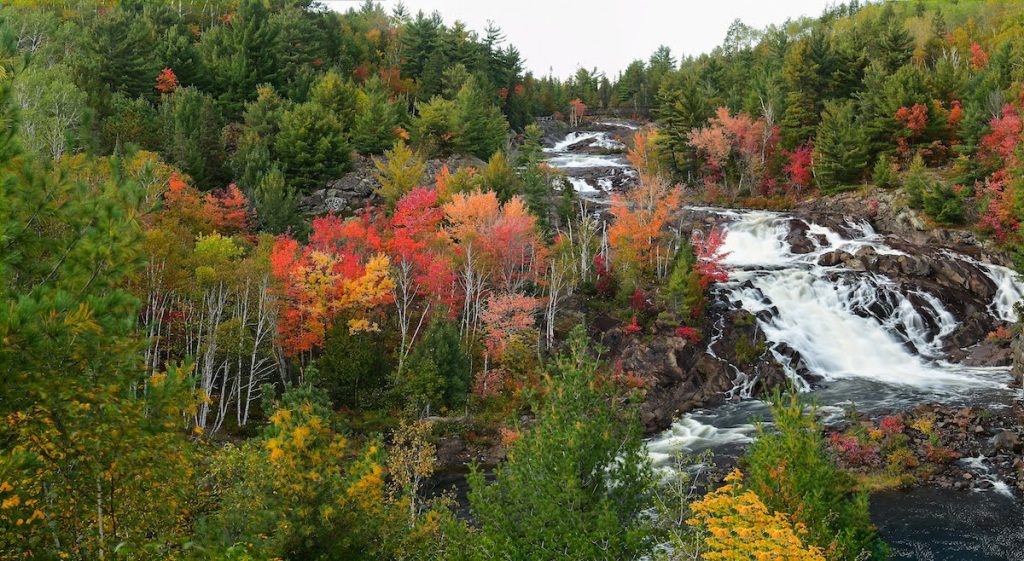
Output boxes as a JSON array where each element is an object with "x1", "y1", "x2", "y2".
[{"x1": 744, "y1": 393, "x2": 889, "y2": 561}]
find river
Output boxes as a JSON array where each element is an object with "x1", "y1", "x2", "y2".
[{"x1": 544, "y1": 122, "x2": 1024, "y2": 560}]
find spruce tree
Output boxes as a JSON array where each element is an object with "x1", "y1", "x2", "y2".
[
  {"x1": 411, "y1": 95, "x2": 457, "y2": 157},
  {"x1": 253, "y1": 166, "x2": 303, "y2": 235},
  {"x1": 780, "y1": 40, "x2": 822, "y2": 149},
  {"x1": 452, "y1": 76, "x2": 508, "y2": 160},
  {"x1": 275, "y1": 101, "x2": 351, "y2": 191},
  {"x1": 406, "y1": 319, "x2": 471, "y2": 409},
  {"x1": 310, "y1": 70, "x2": 359, "y2": 131},
  {"x1": 813, "y1": 99, "x2": 869, "y2": 192},
  {"x1": 352, "y1": 76, "x2": 402, "y2": 155},
  {"x1": 159, "y1": 87, "x2": 226, "y2": 188}
]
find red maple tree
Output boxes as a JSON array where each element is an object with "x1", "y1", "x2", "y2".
[
  {"x1": 155, "y1": 68, "x2": 180, "y2": 94},
  {"x1": 782, "y1": 142, "x2": 813, "y2": 195}
]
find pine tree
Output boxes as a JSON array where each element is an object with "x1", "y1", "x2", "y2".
[
  {"x1": 876, "y1": 18, "x2": 913, "y2": 74},
  {"x1": 254, "y1": 166, "x2": 303, "y2": 235},
  {"x1": 313, "y1": 322, "x2": 391, "y2": 409},
  {"x1": 0, "y1": 86, "x2": 194, "y2": 557},
  {"x1": 310, "y1": 70, "x2": 360, "y2": 131},
  {"x1": 197, "y1": 0, "x2": 282, "y2": 116},
  {"x1": 780, "y1": 39, "x2": 822, "y2": 149},
  {"x1": 373, "y1": 140, "x2": 427, "y2": 206},
  {"x1": 91, "y1": 7, "x2": 159, "y2": 100},
  {"x1": 656, "y1": 71, "x2": 712, "y2": 178},
  {"x1": 407, "y1": 319, "x2": 471, "y2": 409},
  {"x1": 159, "y1": 87, "x2": 226, "y2": 188},
  {"x1": 412, "y1": 95, "x2": 457, "y2": 157}
]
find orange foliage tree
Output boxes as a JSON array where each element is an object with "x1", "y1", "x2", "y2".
[
  {"x1": 569, "y1": 98, "x2": 587, "y2": 127},
  {"x1": 609, "y1": 131, "x2": 682, "y2": 282},
  {"x1": 443, "y1": 191, "x2": 546, "y2": 339}
]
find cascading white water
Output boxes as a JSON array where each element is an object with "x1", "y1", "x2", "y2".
[
  {"x1": 543, "y1": 126, "x2": 633, "y2": 198},
  {"x1": 651, "y1": 208, "x2": 1024, "y2": 457},
  {"x1": 718, "y1": 209, "x2": 1015, "y2": 389},
  {"x1": 545, "y1": 131, "x2": 626, "y2": 152}
]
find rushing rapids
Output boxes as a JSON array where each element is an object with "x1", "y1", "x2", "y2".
[{"x1": 542, "y1": 124, "x2": 635, "y2": 200}]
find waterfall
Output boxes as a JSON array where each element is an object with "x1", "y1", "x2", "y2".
[
  {"x1": 651, "y1": 208, "x2": 1024, "y2": 458},
  {"x1": 716, "y1": 209, "x2": 1017, "y2": 390}
]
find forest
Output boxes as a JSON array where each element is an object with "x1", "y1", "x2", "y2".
[{"x1": 2, "y1": 0, "x2": 1024, "y2": 560}]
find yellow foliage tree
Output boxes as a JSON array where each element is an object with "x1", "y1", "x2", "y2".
[{"x1": 687, "y1": 469, "x2": 826, "y2": 561}]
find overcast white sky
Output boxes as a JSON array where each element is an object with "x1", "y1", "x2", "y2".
[{"x1": 323, "y1": 0, "x2": 835, "y2": 78}]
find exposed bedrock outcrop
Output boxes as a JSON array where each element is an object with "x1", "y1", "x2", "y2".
[
  {"x1": 597, "y1": 308, "x2": 791, "y2": 434},
  {"x1": 299, "y1": 154, "x2": 486, "y2": 216}
]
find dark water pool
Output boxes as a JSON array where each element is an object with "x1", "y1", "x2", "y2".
[{"x1": 871, "y1": 487, "x2": 1024, "y2": 561}]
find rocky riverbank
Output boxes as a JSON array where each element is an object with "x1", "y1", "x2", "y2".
[{"x1": 827, "y1": 402, "x2": 1024, "y2": 496}]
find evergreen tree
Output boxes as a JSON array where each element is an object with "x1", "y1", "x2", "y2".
[
  {"x1": 253, "y1": 166, "x2": 303, "y2": 235},
  {"x1": 656, "y1": 71, "x2": 712, "y2": 178},
  {"x1": 352, "y1": 76, "x2": 402, "y2": 155},
  {"x1": 412, "y1": 95, "x2": 457, "y2": 157},
  {"x1": 373, "y1": 140, "x2": 426, "y2": 207},
  {"x1": 780, "y1": 39, "x2": 822, "y2": 149},
  {"x1": 275, "y1": 101, "x2": 351, "y2": 191},
  {"x1": 478, "y1": 150, "x2": 518, "y2": 201},
  {"x1": 310, "y1": 70, "x2": 359, "y2": 131},
  {"x1": 100, "y1": 93, "x2": 159, "y2": 153},
  {"x1": 876, "y1": 17, "x2": 914, "y2": 74},
  {"x1": 813, "y1": 99, "x2": 869, "y2": 191},
  {"x1": 91, "y1": 7, "x2": 159, "y2": 101},
  {"x1": 745, "y1": 394, "x2": 888, "y2": 561},
  {"x1": 313, "y1": 322, "x2": 391, "y2": 409},
  {"x1": 665, "y1": 241, "x2": 703, "y2": 321},
  {"x1": 198, "y1": 0, "x2": 282, "y2": 116},
  {"x1": 405, "y1": 319, "x2": 471, "y2": 409},
  {"x1": 159, "y1": 87, "x2": 226, "y2": 188},
  {"x1": 466, "y1": 327, "x2": 655, "y2": 561},
  {"x1": 156, "y1": 24, "x2": 205, "y2": 90},
  {"x1": 452, "y1": 76, "x2": 508, "y2": 160}
]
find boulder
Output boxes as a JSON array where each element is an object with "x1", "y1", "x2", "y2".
[
  {"x1": 991, "y1": 431, "x2": 1022, "y2": 453},
  {"x1": 785, "y1": 219, "x2": 816, "y2": 254}
]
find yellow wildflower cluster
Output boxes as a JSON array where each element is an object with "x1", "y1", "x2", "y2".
[{"x1": 687, "y1": 469, "x2": 826, "y2": 561}]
